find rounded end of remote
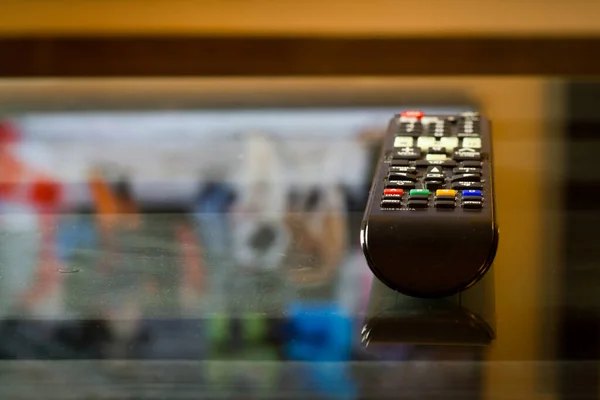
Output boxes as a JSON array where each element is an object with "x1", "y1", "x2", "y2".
[{"x1": 361, "y1": 216, "x2": 498, "y2": 298}]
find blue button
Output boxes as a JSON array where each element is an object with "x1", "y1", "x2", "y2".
[{"x1": 463, "y1": 190, "x2": 482, "y2": 197}]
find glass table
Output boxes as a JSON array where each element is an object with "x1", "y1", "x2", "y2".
[{"x1": 0, "y1": 78, "x2": 597, "y2": 399}]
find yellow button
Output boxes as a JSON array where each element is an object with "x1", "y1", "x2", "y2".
[{"x1": 436, "y1": 189, "x2": 457, "y2": 197}]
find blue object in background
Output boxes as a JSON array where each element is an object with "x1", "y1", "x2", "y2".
[
  {"x1": 285, "y1": 302, "x2": 353, "y2": 362},
  {"x1": 55, "y1": 216, "x2": 98, "y2": 263},
  {"x1": 192, "y1": 182, "x2": 235, "y2": 257},
  {"x1": 284, "y1": 301, "x2": 357, "y2": 400}
]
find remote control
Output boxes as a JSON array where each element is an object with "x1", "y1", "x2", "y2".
[{"x1": 360, "y1": 110, "x2": 498, "y2": 298}]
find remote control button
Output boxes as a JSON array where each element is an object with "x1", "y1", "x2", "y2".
[
  {"x1": 426, "y1": 154, "x2": 448, "y2": 161},
  {"x1": 383, "y1": 196, "x2": 403, "y2": 201},
  {"x1": 435, "y1": 199, "x2": 456, "y2": 209},
  {"x1": 460, "y1": 161, "x2": 483, "y2": 168},
  {"x1": 428, "y1": 145, "x2": 446, "y2": 154},
  {"x1": 460, "y1": 111, "x2": 480, "y2": 120},
  {"x1": 407, "y1": 199, "x2": 429, "y2": 208},
  {"x1": 451, "y1": 174, "x2": 481, "y2": 183},
  {"x1": 453, "y1": 148, "x2": 481, "y2": 161},
  {"x1": 381, "y1": 199, "x2": 403, "y2": 209},
  {"x1": 393, "y1": 147, "x2": 421, "y2": 160},
  {"x1": 426, "y1": 165, "x2": 444, "y2": 174},
  {"x1": 394, "y1": 136, "x2": 414, "y2": 147},
  {"x1": 459, "y1": 121, "x2": 480, "y2": 129},
  {"x1": 386, "y1": 180, "x2": 416, "y2": 189},
  {"x1": 388, "y1": 172, "x2": 417, "y2": 182},
  {"x1": 453, "y1": 167, "x2": 482, "y2": 175},
  {"x1": 420, "y1": 116, "x2": 438, "y2": 125},
  {"x1": 462, "y1": 137, "x2": 482, "y2": 149},
  {"x1": 401, "y1": 110, "x2": 424, "y2": 119},
  {"x1": 462, "y1": 196, "x2": 483, "y2": 202},
  {"x1": 452, "y1": 182, "x2": 483, "y2": 190},
  {"x1": 460, "y1": 116, "x2": 480, "y2": 123},
  {"x1": 425, "y1": 180, "x2": 444, "y2": 191},
  {"x1": 417, "y1": 136, "x2": 437, "y2": 151},
  {"x1": 415, "y1": 160, "x2": 457, "y2": 168},
  {"x1": 440, "y1": 137, "x2": 459, "y2": 152},
  {"x1": 425, "y1": 174, "x2": 445, "y2": 181},
  {"x1": 391, "y1": 159, "x2": 410, "y2": 166},
  {"x1": 458, "y1": 132, "x2": 480, "y2": 138},
  {"x1": 384, "y1": 188, "x2": 404, "y2": 196},
  {"x1": 435, "y1": 189, "x2": 456, "y2": 198},
  {"x1": 389, "y1": 166, "x2": 417, "y2": 174},
  {"x1": 383, "y1": 195, "x2": 403, "y2": 200},
  {"x1": 433, "y1": 130, "x2": 450, "y2": 139},
  {"x1": 462, "y1": 201, "x2": 483, "y2": 210},
  {"x1": 446, "y1": 116, "x2": 457, "y2": 123},
  {"x1": 409, "y1": 189, "x2": 430, "y2": 197},
  {"x1": 462, "y1": 189, "x2": 482, "y2": 197},
  {"x1": 399, "y1": 122, "x2": 423, "y2": 136}
]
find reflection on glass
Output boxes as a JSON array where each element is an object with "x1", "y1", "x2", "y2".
[{"x1": 361, "y1": 272, "x2": 495, "y2": 349}]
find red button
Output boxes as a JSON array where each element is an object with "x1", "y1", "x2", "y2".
[
  {"x1": 401, "y1": 110, "x2": 424, "y2": 119},
  {"x1": 384, "y1": 188, "x2": 404, "y2": 196}
]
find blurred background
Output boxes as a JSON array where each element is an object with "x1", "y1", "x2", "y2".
[{"x1": 0, "y1": 1, "x2": 599, "y2": 399}]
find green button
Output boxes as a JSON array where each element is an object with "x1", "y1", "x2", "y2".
[{"x1": 409, "y1": 189, "x2": 430, "y2": 196}]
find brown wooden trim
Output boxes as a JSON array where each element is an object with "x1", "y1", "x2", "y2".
[{"x1": 2, "y1": 36, "x2": 600, "y2": 76}]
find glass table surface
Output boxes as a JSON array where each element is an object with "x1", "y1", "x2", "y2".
[{"x1": 0, "y1": 83, "x2": 596, "y2": 399}]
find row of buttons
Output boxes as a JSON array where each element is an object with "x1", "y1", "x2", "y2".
[
  {"x1": 400, "y1": 110, "x2": 479, "y2": 121},
  {"x1": 388, "y1": 164, "x2": 482, "y2": 182},
  {"x1": 398, "y1": 121, "x2": 452, "y2": 137},
  {"x1": 399, "y1": 124, "x2": 478, "y2": 138},
  {"x1": 386, "y1": 160, "x2": 483, "y2": 192},
  {"x1": 385, "y1": 180, "x2": 482, "y2": 191},
  {"x1": 392, "y1": 146, "x2": 481, "y2": 162},
  {"x1": 390, "y1": 159, "x2": 482, "y2": 167},
  {"x1": 398, "y1": 111, "x2": 480, "y2": 138},
  {"x1": 380, "y1": 189, "x2": 483, "y2": 210},
  {"x1": 394, "y1": 136, "x2": 481, "y2": 151}
]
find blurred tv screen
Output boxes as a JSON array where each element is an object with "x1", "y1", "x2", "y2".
[{"x1": 0, "y1": 106, "x2": 474, "y2": 364}]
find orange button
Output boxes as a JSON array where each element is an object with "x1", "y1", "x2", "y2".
[{"x1": 436, "y1": 189, "x2": 456, "y2": 197}]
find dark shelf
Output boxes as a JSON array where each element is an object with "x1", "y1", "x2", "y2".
[{"x1": 2, "y1": 36, "x2": 600, "y2": 76}]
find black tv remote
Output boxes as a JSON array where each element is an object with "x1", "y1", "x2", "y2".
[{"x1": 360, "y1": 110, "x2": 499, "y2": 298}]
